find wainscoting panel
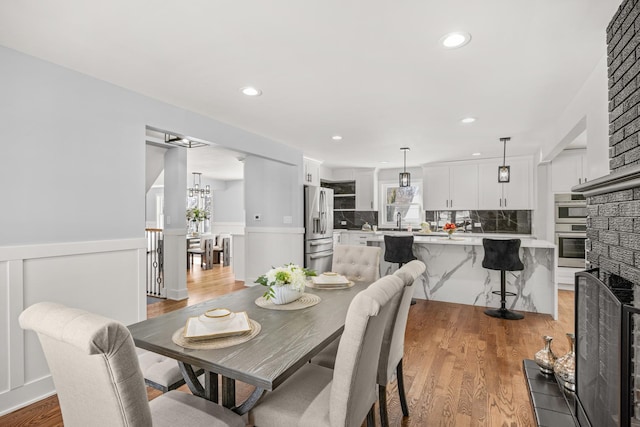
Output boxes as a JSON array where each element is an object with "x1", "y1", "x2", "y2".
[{"x1": 0, "y1": 238, "x2": 146, "y2": 416}]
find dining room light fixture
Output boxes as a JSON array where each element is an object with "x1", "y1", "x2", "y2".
[
  {"x1": 188, "y1": 172, "x2": 210, "y2": 198},
  {"x1": 498, "y1": 137, "x2": 511, "y2": 183},
  {"x1": 399, "y1": 147, "x2": 411, "y2": 187}
]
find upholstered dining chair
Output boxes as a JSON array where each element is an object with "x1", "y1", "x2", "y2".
[
  {"x1": 331, "y1": 244, "x2": 382, "y2": 282},
  {"x1": 248, "y1": 274, "x2": 405, "y2": 427},
  {"x1": 187, "y1": 233, "x2": 213, "y2": 269},
  {"x1": 19, "y1": 302, "x2": 244, "y2": 427},
  {"x1": 312, "y1": 260, "x2": 426, "y2": 427}
]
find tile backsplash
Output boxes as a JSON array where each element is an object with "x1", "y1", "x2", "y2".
[
  {"x1": 334, "y1": 211, "x2": 378, "y2": 230},
  {"x1": 425, "y1": 210, "x2": 532, "y2": 234}
]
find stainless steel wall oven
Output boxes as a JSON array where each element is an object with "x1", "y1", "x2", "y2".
[{"x1": 555, "y1": 194, "x2": 587, "y2": 268}]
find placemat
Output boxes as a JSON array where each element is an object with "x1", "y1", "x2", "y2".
[
  {"x1": 254, "y1": 293, "x2": 321, "y2": 310},
  {"x1": 306, "y1": 280, "x2": 355, "y2": 290},
  {"x1": 172, "y1": 319, "x2": 261, "y2": 349}
]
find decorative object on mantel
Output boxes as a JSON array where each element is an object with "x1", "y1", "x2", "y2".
[
  {"x1": 443, "y1": 222, "x2": 457, "y2": 239},
  {"x1": 188, "y1": 172, "x2": 211, "y2": 198},
  {"x1": 534, "y1": 335, "x2": 557, "y2": 375},
  {"x1": 399, "y1": 147, "x2": 411, "y2": 187},
  {"x1": 498, "y1": 137, "x2": 511, "y2": 183},
  {"x1": 554, "y1": 333, "x2": 576, "y2": 391},
  {"x1": 255, "y1": 263, "x2": 316, "y2": 304}
]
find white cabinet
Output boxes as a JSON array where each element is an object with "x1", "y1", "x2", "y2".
[
  {"x1": 478, "y1": 157, "x2": 532, "y2": 209},
  {"x1": 355, "y1": 169, "x2": 375, "y2": 210},
  {"x1": 303, "y1": 157, "x2": 321, "y2": 186},
  {"x1": 551, "y1": 150, "x2": 588, "y2": 193},
  {"x1": 343, "y1": 232, "x2": 371, "y2": 246},
  {"x1": 424, "y1": 164, "x2": 478, "y2": 210}
]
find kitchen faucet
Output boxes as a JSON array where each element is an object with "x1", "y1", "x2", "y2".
[{"x1": 396, "y1": 212, "x2": 402, "y2": 231}]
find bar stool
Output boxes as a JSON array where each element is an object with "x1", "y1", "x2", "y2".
[
  {"x1": 384, "y1": 235, "x2": 418, "y2": 305},
  {"x1": 482, "y1": 238, "x2": 525, "y2": 320}
]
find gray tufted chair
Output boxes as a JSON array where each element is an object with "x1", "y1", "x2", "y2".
[
  {"x1": 19, "y1": 302, "x2": 244, "y2": 427},
  {"x1": 331, "y1": 245, "x2": 382, "y2": 282}
]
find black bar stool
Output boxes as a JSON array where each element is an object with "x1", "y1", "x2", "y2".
[
  {"x1": 384, "y1": 235, "x2": 418, "y2": 305},
  {"x1": 482, "y1": 238, "x2": 524, "y2": 320}
]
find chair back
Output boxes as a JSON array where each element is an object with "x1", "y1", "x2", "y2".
[
  {"x1": 331, "y1": 245, "x2": 381, "y2": 282},
  {"x1": 383, "y1": 235, "x2": 417, "y2": 264},
  {"x1": 199, "y1": 233, "x2": 213, "y2": 250},
  {"x1": 379, "y1": 260, "x2": 426, "y2": 383},
  {"x1": 330, "y1": 274, "x2": 404, "y2": 427},
  {"x1": 19, "y1": 302, "x2": 152, "y2": 427},
  {"x1": 482, "y1": 238, "x2": 524, "y2": 271}
]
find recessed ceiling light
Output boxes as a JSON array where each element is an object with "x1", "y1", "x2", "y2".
[
  {"x1": 461, "y1": 117, "x2": 476, "y2": 124},
  {"x1": 380, "y1": 161, "x2": 389, "y2": 164},
  {"x1": 440, "y1": 32, "x2": 471, "y2": 49},
  {"x1": 332, "y1": 135, "x2": 343, "y2": 141},
  {"x1": 472, "y1": 152, "x2": 481, "y2": 156},
  {"x1": 240, "y1": 86, "x2": 262, "y2": 96}
]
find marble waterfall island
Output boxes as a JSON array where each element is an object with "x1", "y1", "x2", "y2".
[{"x1": 367, "y1": 235, "x2": 557, "y2": 319}]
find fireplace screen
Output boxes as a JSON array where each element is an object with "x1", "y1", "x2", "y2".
[{"x1": 575, "y1": 271, "x2": 622, "y2": 427}]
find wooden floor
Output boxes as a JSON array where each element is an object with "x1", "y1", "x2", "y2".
[{"x1": 1, "y1": 265, "x2": 574, "y2": 426}]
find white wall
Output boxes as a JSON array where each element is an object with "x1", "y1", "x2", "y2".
[
  {"x1": 212, "y1": 180, "x2": 244, "y2": 223},
  {"x1": 0, "y1": 45, "x2": 303, "y2": 415}
]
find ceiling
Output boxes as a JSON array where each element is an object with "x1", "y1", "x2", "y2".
[{"x1": 0, "y1": 0, "x2": 621, "y2": 175}]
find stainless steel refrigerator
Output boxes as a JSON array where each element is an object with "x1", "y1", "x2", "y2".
[{"x1": 304, "y1": 186, "x2": 334, "y2": 273}]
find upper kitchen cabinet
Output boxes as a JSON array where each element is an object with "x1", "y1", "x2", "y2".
[
  {"x1": 355, "y1": 169, "x2": 375, "y2": 210},
  {"x1": 423, "y1": 164, "x2": 478, "y2": 210},
  {"x1": 478, "y1": 156, "x2": 533, "y2": 209},
  {"x1": 303, "y1": 157, "x2": 321, "y2": 186},
  {"x1": 551, "y1": 149, "x2": 587, "y2": 193}
]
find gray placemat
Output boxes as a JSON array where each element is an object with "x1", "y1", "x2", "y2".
[{"x1": 254, "y1": 293, "x2": 321, "y2": 310}]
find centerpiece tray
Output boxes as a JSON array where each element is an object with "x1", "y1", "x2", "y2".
[{"x1": 183, "y1": 311, "x2": 252, "y2": 340}]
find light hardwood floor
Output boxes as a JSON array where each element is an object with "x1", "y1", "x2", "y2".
[{"x1": 1, "y1": 265, "x2": 574, "y2": 426}]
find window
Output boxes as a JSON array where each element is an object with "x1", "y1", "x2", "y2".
[{"x1": 380, "y1": 182, "x2": 423, "y2": 229}]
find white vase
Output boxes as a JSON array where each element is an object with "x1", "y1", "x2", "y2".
[{"x1": 271, "y1": 284, "x2": 304, "y2": 305}]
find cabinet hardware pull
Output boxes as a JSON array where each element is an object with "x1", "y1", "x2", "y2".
[
  {"x1": 505, "y1": 198, "x2": 507, "y2": 207},
  {"x1": 579, "y1": 178, "x2": 582, "y2": 184},
  {"x1": 450, "y1": 199, "x2": 453, "y2": 207},
  {"x1": 499, "y1": 198, "x2": 502, "y2": 207},
  {"x1": 446, "y1": 200, "x2": 448, "y2": 208}
]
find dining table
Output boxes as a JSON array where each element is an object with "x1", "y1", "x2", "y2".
[{"x1": 128, "y1": 280, "x2": 370, "y2": 414}]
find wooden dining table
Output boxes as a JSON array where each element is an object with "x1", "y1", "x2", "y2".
[{"x1": 128, "y1": 281, "x2": 369, "y2": 414}]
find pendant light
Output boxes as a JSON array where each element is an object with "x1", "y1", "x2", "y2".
[
  {"x1": 188, "y1": 172, "x2": 211, "y2": 198},
  {"x1": 399, "y1": 147, "x2": 411, "y2": 187},
  {"x1": 498, "y1": 137, "x2": 511, "y2": 183}
]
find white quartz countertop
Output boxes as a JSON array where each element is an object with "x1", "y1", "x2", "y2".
[{"x1": 364, "y1": 234, "x2": 554, "y2": 249}]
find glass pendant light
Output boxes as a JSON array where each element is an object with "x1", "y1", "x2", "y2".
[
  {"x1": 399, "y1": 147, "x2": 411, "y2": 187},
  {"x1": 498, "y1": 137, "x2": 511, "y2": 183}
]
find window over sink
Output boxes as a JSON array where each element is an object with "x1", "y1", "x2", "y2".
[{"x1": 380, "y1": 181, "x2": 423, "y2": 229}]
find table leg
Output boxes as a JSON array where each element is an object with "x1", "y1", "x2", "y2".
[
  {"x1": 221, "y1": 376, "x2": 235, "y2": 408},
  {"x1": 231, "y1": 387, "x2": 267, "y2": 415},
  {"x1": 179, "y1": 362, "x2": 218, "y2": 402}
]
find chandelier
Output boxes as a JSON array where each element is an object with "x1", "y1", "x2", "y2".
[{"x1": 188, "y1": 172, "x2": 210, "y2": 198}]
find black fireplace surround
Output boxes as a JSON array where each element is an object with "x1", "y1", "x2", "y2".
[{"x1": 573, "y1": 269, "x2": 638, "y2": 427}]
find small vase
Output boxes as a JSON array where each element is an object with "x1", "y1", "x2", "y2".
[
  {"x1": 447, "y1": 231, "x2": 453, "y2": 239},
  {"x1": 271, "y1": 284, "x2": 304, "y2": 305},
  {"x1": 554, "y1": 333, "x2": 576, "y2": 391},
  {"x1": 534, "y1": 335, "x2": 557, "y2": 375}
]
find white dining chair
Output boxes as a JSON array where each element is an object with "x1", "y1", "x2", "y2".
[
  {"x1": 248, "y1": 274, "x2": 405, "y2": 427},
  {"x1": 19, "y1": 302, "x2": 244, "y2": 427},
  {"x1": 312, "y1": 260, "x2": 426, "y2": 426},
  {"x1": 331, "y1": 244, "x2": 382, "y2": 282}
]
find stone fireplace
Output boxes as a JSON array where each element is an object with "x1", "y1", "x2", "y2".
[{"x1": 569, "y1": 1, "x2": 640, "y2": 425}]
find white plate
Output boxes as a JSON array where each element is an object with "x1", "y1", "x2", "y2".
[
  {"x1": 184, "y1": 311, "x2": 251, "y2": 340},
  {"x1": 199, "y1": 311, "x2": 236, "y2": 324},
  {"x1": 312, "y1": 274, "x2": 350, "y2": 285}
]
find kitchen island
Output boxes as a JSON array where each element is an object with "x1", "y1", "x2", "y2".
[{"x1": 366, "y1": 234, "x2": 557, "y2": 319}]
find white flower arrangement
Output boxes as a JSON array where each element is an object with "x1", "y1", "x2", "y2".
[{"x1": 255, "y1": 263, "x2": 316, "y2": 300}]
